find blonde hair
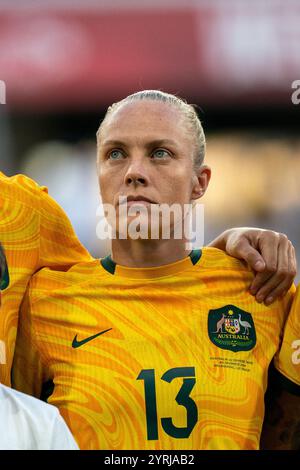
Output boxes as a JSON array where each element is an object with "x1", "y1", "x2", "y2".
[{"x1": 96, "y1": 90, "x2": 206, "y2": 167}]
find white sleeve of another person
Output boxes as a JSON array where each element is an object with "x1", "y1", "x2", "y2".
[
  {"x1": 48, "y1": 410, "x2": 79, "y2": 450},
  {"x1": 0, "y1": 384, "x2": 78, "y2": 450}
]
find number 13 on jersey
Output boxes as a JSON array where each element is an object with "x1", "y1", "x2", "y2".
[{"x1": 137, "y1": 367, "x2": 198, "y2": 440}]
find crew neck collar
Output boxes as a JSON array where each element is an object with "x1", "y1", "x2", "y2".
[{"x1": 100, "y1": 249, "x2": 202, "y2": 279}]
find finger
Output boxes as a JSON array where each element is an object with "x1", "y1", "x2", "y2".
[
  {"x1": 250, "y1": 272, "x2": 274, "y2": 297},
  {"x1": 230, "y1": 238, "x2": 266, "y2": 272},
  {"x1": 264, "y1": 242, "x2": 297, "y2": 305},
  {"x1": 255, "y1": 235, "x2": 290, "y2": 303},
  {"x1": 262, "y1": 277, "x2": 294, "y2": 306},
  {"x1": 257, "y1": 231, "x2": 280, "y2": 274},
  {"x1": 249, "y1": 233, "x2": 280, "y2": 295},
  {"x1": 290, "y1": 243, "x2": 298, "y2": 278}
]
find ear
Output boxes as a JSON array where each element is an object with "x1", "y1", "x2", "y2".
[{"x1": 191, "y1": 165, "x2": 211, "y2": 201}]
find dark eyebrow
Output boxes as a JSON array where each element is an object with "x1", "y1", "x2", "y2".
[{"x1": 101, "y1": 139, "x2": 179, "y2": 149}]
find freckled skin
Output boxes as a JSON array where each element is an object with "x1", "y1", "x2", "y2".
[
  {"x1": 96, "y1": 100, "x2": 211, "y2": 267},
  {"x1": 97, "y1": 100, "x2": 210, "y2": 239}
]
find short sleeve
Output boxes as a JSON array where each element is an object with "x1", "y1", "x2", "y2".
[
  {"x1": 274, "y1": 285, "x2": 300, "y2": 395},
  {"x1": 38, "y1": 187, "x2": 92, "y2": 270},
  {"x1": 49, "y1": 412, "x2": 79, "y2": 450}
]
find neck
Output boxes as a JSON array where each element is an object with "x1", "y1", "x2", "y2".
[{"x1": 111, "y1": 238, "x2": 191, "y2": 267}]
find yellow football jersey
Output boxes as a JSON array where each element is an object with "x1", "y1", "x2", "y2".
[
  {"x1": 0, "y1": 172, "x2": 91, "y2": 385},
  {"x1": 12, "y1": 248, "x2": 297, "y2": 450},
  {"x1": 274, "y1": 285, "x2": 300, "y2": 390}
]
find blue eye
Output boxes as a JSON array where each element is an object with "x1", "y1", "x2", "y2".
[
  {"x1": 152, "y1": 149, "x2": 170, "y2": 159},
  {"x1": 109, "y1": 150, "x2": 124, "y2": 160}
]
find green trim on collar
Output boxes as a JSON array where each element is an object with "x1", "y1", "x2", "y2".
[
  {"x1": 189, "y1": 249, "x2": 202, "y2": 266},
  {"x1": 0, "y1": 257, "x2": 9, "y2": 291},
  {"x1": 100, "y1": 255, "x2": 116, "y2": 275},
  {"x1": 100, "y1": 249, "x2": 202, "y2": 275}
]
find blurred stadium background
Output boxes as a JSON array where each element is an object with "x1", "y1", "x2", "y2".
[{"x1": 0, "y1": 0, "x2": 299, "y2": 280}]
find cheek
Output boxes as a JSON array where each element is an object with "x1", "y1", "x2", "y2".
[
  {"x1": 99, "y1": 167, "x2": 125, "y2": 206},
  {"x1": 98, "y1": 172, "x2": 113, "y2": 202},
  {"x1": 165, "y1": 169, "x2": 193, "y2": 203}
]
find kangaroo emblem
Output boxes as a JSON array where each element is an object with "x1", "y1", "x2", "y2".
[
  {"x1": 214, "y1": 313, "x2": 225, "y2": 333},
  {"x1": 208, "y1": 305, "x2": 257, "y2": 352}
]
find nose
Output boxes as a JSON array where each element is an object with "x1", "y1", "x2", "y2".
[{"x1": 124, "y1": 157, "x2": 148, "y2": 187}]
